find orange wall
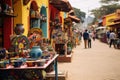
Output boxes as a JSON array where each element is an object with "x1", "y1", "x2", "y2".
[
  {"x1": 102, "y1": 16, "x2": 106, "y2": 26},
  {"x1": 105, "y1": 13, "x2": 117, "y2": 27}
]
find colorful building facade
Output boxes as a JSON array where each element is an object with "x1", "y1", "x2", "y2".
[
  {"x1": 99, "y1": 9, "x2": 120, "y2": 46},
  {"x1": 13, "y1": 0, "x2": 48, "y2": 37},
  {"x1": 0, "y1": 0, "x2": 75, "y2": 50},
  {"x1": 0, "y1": 0, "x2": 49, "y2": 49},
  {"x1": 103, "y1": 9, "x2": 120, "y2": 32},
  {"x1": 105, "y1": 13, "x2": 116, "y2": 27}
]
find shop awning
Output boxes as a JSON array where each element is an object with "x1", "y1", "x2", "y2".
[
  {"x1": 68, "y1": 15, "x2": 80, "y2": 23},
  {"x1": 108, "y1": 22, "x2": 120, "y2": 27},
  {"x1": 113, "y1": 17, "x2": 120, "y2": 22},
  {"x1": 68, "y1": 10, "x2": 75, "y2": 15},
  {"x1": 108, "y1": 17, "x2": 120, "y2": 28},
  {"x1": 49, "y1": 0, "x2": 72, "y2": 12},
  {"x1": 95, "y1": 26, "x2": 106, "y2": 30}
]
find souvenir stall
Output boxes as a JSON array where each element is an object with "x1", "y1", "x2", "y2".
[
  {"x1": 49, "y1": 0, "x2": 73, "y2": 62},
  {"x1": 0, "y1": 25, "x2": 58, "y2": 80},
  {"x1": 50, "y1": 16, "x2": 73, "y2": 62},
  {"x1": 64, "y1": 17, "x2": 73, "y2": 52},
  {"x1": 107, "y1": 9, "x2": 120, "y2": 49},
  {"x1": 109, "y1": 18, "x2": 120, "y2": 49},
  {"x1": 67, "y1": 15, "x2": 80, "y2": 48},
  {"x1": 49, "y1": 5, "x2": 67, "y2": 62},
  {"x1": 63, "y1": 15, "x2": 80, "y2": 54},
  {"x1": 50, "y1": 14, "x2": 71, "y2": 62}
]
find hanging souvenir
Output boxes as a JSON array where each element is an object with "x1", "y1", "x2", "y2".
[
  {"x1": 28, "y1": 28, "x2": 43, "y2": 48},
  {"x1": 11, "y1": 35, "x2": 29, "y2": 54},
  {"x1": 14, "y1": 24, "x2": 24, "y2": 35}
]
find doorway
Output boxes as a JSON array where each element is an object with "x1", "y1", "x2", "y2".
[{"x1": 0, "y1": 18, "x2": 3, "y2": 48}]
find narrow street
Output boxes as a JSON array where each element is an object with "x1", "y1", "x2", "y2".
[{"x1": 58, "y1": 39, "x2": 120, "y2": 80}]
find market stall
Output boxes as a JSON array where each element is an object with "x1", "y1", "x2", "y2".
[
  {"x1": 0, "y1": 25, "x2": 58, "y2": 80},
  {"x1": 52, "y1": 17, "x2": 74, "y2": 62},
  {"x1": 51, "y1": 22, "x2": 71, "y2": 62},
  {"x1": 0, "y1": 53, "x2": 58, "y2": 80}
]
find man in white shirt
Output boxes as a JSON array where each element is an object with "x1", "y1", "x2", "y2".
[{"x1": 109, "y1": 31, "x2": 116, "y2": 48}]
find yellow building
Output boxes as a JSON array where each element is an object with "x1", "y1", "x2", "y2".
[
  {"x1": 13, "y1": 0, "x2": 71, "y2": 38},
  {"x1": 0, "y1": 0, "x2": 73, "y2": 49},
  {"x1": 105, "y1": 13, "x2": 116, "y2": 27},
  {"x1": 105, "y1": 10, "x2": 120, "y2": 32},
  {"x1": 13, "y1": 0, "x2": 49, "y2": 37}
]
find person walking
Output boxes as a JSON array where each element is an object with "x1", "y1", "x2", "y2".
[
  {"x1": 83, "y1": 29, "x2": 89, "y2": 48},
  {"x1": 109, "y1": 31, "x2": 116, "y2": 48},
  {"x1": 106, "y1": 30, "x2": 110, "y2": 44},
  {"x1": 88, "y1": 32, "x2": 92, "y2": 48},
  {"x1": 92, "y1": 31, "x2": 96, "y2": 41}
]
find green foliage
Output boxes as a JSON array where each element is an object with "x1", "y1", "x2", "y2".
[
  {"x1": 91, "y1": 2, "x2": 120, "y2": 24},
  {"x1": 91, "y1": 3, "x2": 120, "y2": 18},
  {"x1": 73, "y1": 7, "x2": 86, "y2": 23},
  {"x1": 100, "y1": 0, "x2": 120, "y2": 4},
  {"x1": 90, "y1": 0, "x2": 120, "y2": 24}
]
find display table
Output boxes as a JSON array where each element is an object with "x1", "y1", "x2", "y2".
[
  {"x1": 55, "y1": 43, "x2": 67, "y2": 55},
  {"x1": 55, "y1": 43, "x2": 72, "y2": 62},
  {"x1": 57, "y1": 53, "x2": 72, "y2": 62},
  {"x1": 0, "y1": 54, "x2": 59, "y2": 80}
]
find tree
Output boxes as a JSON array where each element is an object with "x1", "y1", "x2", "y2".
[
  {"x1": 73, "y1": 7, "x2": 86, "y2": 23},
  {"x1": 91, "y1": 3, "x2": 120, "y2": 18},
  {"x1": 91, "y1": 0, "x2": 120, "y2": 24},
  {"x1": 100, "y1": 0, "x2": 120, "y2": 4}
]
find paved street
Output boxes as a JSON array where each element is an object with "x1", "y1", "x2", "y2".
[{"x1": 58, "y1": 39, "x2": 120, "y2": 80}]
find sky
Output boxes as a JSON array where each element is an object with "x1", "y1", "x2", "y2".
[
  {"x1": 69, "y1": 0, "x2": 101, "y2": 15},
  {"x1": 68, "y1": 0, "x2": 102, "y2": 27}
]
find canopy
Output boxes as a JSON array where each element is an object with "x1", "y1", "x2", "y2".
[
  {"x1": 95, "y1": 26, "x2": 106, "y2": 30},
  {"x1": 49, "y1": 0, "x2": 72, "y2": 12},
  {"x1": 113, "y1": 18, "x2": 120, "y2": 22},
  {"x1": 68, "y1": 15, "x2": 80, "y2": 23},
  {"x1": 68, "y1": 10, "x2": 75, "y2": 15}
]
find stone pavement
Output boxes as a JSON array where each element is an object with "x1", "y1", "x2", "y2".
[{"x1": 58, "y1": 39, "x2": 120, "y2": 80}]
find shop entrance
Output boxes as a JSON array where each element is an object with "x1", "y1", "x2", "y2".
[{"x1": 0, "y1": 18, "x2": 3, "y2": 48}]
